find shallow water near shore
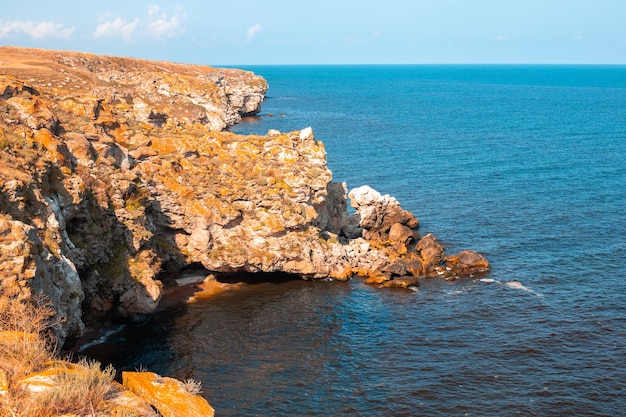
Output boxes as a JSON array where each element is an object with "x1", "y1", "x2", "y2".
[{"x1": 85, "y1": 65, "x2": 626, "y2": 416}]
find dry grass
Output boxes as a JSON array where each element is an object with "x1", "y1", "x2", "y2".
[
  {"x1": 0, "y1": 292, "x2": 116, "y2": 417},
  {"x1": 0, "y1": 293, "x2": 55, "y2": 384},
  {"x1": 23, "y1": 359, "x2": 115, "y2": 417}
]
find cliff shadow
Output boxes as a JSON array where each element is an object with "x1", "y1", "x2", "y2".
[{"x1": 215, "y1": 271, "x2": 302, "y2": 285}]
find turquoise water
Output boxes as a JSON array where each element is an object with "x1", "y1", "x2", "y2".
[{"x1": 87, "y1": 66, "x2": 626, "y2": 416}]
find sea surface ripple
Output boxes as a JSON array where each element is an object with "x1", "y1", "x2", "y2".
[{"x1": 86, "y1": 65, "x2": 626, "y2": 416}]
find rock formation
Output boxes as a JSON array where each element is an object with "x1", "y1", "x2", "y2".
[{"x1": 0, "y1": 46, "x2": 489, "y2": 350}]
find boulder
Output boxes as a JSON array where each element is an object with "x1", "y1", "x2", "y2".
[
  {"x1": 347, "y1": 185, "x2": 418, "y2": 239},
  {"x1": 381, "y1": 275, "x2": 420, "y2": 289},
  {"x1": 123, "y1": 371, "x2": 214, "y2": 417},
  {"x1": 446, "y1": 250, "x2": 490, "y2": 276},
  {"x1": 415, "y1": 233, "x2": 445, "y2": 274},
  {"x1": 388, "y1": 222, "x2": 417, "y2": 245},
  {"x1": 348, "y1": 185, "x2": 382, "y2": 208},
  {"x1": 106, "y1": 382, "x2": 159, "y2": 417}
]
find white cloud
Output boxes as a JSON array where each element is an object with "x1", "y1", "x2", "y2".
[
  {"x1": 93, "y1": 5, "x2": 187, "y2": 43},
  {"x1": 245, "y1": 24, "x2": 263, "y2": 43},
  {"x1": 0, "y1": 20, "x2": 75, "y2": 39},
  {"x1": 146, "y1": 5, "x2": 187, "y2": 39},
  {"x1": 94, "y1": 17, "x2": 139, "y2": 42}
]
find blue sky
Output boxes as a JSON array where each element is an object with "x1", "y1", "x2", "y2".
[{"x1": 1, "y1": 1, "x2": 625, "y2": 65}]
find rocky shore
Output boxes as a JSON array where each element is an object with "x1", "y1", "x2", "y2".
[{"x1": 0, "y1": 46, "x2": 488, "y2": 415}]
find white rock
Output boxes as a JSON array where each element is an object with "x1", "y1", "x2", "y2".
[
  {"x1": 348, "y1": 185, "x2": 382, "y2": 208},
  {"x1": 268, "y1": 129, "x2": 281, "y2": 136},
  {"x1": 299, "y1": 126, "x2": 313, "y2": 140}
]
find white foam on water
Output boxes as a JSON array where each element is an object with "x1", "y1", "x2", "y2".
[
  {"x1": 78, "y1": 324, "x2": 126, "y2": 352},
  {"x1": 504, "y1": 281, "x2": 543, "y2": 297},
  {"x1": 478, "y1": 278, "x2": 543, "y2": 297}
]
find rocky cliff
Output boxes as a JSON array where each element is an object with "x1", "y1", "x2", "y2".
[{"x1": 0, "y1": 47, "x2": 489, "y2": 349}]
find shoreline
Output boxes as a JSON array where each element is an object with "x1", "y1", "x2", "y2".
[{"x1": 1, "y1": 47, "x2": 489, "y2": 416}]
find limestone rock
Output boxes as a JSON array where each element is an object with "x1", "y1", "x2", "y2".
[
  {"x1": 299, "y1": 126, "x2": 314, "y2": 140},
  {"x1": 0, "y1": 217, "x2": 84, "y2": 345},
  {"x1": 123, "y1": 371, "x2": 214, "y2": 417},
  {"x1": 106, "y1": 382, "x2": 159, "y2": 417},
  {"x1": 0, "y1": 47, "x2": 268, "y2": 344},
  {"x1": 348, "y1": 185, "x2": 382, "y2": 208},
  {"x1": 381, "y1": 275, "x2": 420, "y2": 289},
  {"x1": 315, "y1": 181, "x2": 351, "y2": 235},
  {"x1": 348, "y1": 185, "x2": 418, "y2": 240}
]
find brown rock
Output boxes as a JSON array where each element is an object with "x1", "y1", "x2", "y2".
[
  {"x1": 446, "y1": 250, "x2": 490, "y2": 277},
  {"x1": 415, "y1": 233, "x2": 445, "y2": 273},
  {"x1": 364, "y1": 270, "x2": 392, "y2": 285},
  {"x1": 388, "y1": 222, "x2": 417, "y2": 245},
  {"x1": 381, "y1": 275, "x2": 420, "y2": 288}
]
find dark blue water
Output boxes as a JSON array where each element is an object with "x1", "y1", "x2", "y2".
[{"x1": 88, "y1": 66, "x2": 626, "y2": 416}]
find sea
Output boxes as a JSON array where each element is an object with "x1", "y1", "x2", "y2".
[{"x1": 84, "y1": 65, "x2": 626, "y2": 416}]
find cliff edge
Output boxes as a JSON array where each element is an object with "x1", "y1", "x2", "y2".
[{"x1": 0, "y1": 47, "x2": 489, "y2": 349}]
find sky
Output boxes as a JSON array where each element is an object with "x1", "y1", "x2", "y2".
[{"x1": 1, "y1": 1, "x2": 626, "y2": 65}]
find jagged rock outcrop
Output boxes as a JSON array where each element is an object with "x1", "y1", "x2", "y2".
[
  {"x1": 0, "y1": 47, "x2": 489, "y2": 348},
  {"x1": 348, "y1": 185, "x2": 419, "y2": 241}
]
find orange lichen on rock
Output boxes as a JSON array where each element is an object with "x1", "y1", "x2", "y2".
[
  {"x1": 123, "y1": 371, "x2": 214, "y2": 417},
  {"x1": 0, "y1": 46, "x2": 489, "y2": 350},
  {"x1": 106, "y1": 382, "x2": 159, "y2": 417}
]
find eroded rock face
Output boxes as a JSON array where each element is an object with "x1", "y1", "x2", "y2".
[
  {"x1": 0, "y1": 47, "x2": 489, "y2": 347},
  {"x1": 0, "y1": 218, "x2": 84, "y2": 342}
]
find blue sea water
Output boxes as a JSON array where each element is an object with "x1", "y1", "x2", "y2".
[{"x1": 87, "y1": 66, "x2": 626, "y2": 416}]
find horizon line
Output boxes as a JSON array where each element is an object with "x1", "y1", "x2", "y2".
[{"x1": 216, "y1": 62, "x2": 626, "y2": 67}]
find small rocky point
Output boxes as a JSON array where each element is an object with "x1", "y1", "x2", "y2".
[{"x1": 0, "y1": 47, "x2": 489, "y2": 346}]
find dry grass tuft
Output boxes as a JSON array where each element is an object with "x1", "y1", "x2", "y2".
[
  {"x1": 182, "y1": 378, "x2": 203, "y2": 396},
  {"x1": 25, "y1": 359, "x2": 115, "y2": 417}
]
